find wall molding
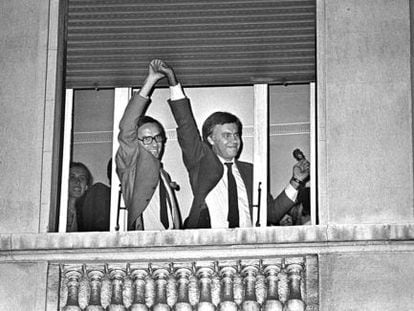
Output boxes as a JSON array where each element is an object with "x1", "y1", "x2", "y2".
[{"x1": 73, "y1": 131, "x2": 113, "y2": 144}]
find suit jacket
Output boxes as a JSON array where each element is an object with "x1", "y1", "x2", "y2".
[
  {"x1": 168, "y1": 98, "x2": 296, "y2": 228},
  {"x1": 77, "y1": 182, "x2": 110, "y2": 231},
  {"x1": 116, "y1": 94, "x2": 182, "y2": 230}
]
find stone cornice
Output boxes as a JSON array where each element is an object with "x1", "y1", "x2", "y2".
[{"x1": 1, "y1": 224, "x2": 414, "y2": 263}]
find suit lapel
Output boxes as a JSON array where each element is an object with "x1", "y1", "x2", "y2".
[
  {"x1": 160, "y1": 168, "x2": 182, "y2": 229},
  {"x1": 235, "y1": 160, "x2": 253, "y2": 214},
  {"x1": 129, "y1": 145, "x2": 160, "y2": 229}
]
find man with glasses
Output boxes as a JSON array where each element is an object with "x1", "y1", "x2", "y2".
[{"x1": 116, "y1": 60, "x2": 182, "y2": 230}]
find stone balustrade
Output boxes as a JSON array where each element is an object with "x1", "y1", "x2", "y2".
[
  {"x1": 60, "y1": 257, "x2": 314, "y2": 311},
  {"x1": 1, "y1": 224, "x2": 412, "y2": 310}
]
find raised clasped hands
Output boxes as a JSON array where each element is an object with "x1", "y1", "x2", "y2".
[
  {"x1": 149, "y1": 59, "x2": 177, "y2": 86},
  {"x1": 139, "y1": 59, "x2": 177, "y2": 98}
]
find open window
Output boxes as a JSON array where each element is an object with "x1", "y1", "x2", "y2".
[
  {"x1": 58, "y1": 0, "x2": 316, "y2": 232},
  {"x1": 59, "y1": 83, "x2": 316, "y2": 231}
]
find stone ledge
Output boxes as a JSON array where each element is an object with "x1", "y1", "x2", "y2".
[{"x1": 1, "y1": 223, "x2": 413, "y2": 253}]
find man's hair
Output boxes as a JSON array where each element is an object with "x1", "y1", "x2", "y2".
[
  {"x1": 70, "y1": 162, "x2": 93, "y2": 186},
  {"x1": 136, "y1": 115, "x2": 166, "y2": 140},
  {"x1": 202, "y1": 111, "x2": 243, "y2": 145}
]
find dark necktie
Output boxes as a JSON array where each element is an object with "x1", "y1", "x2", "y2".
[
  {"x1": 225, "y1": 162, "x2": 239, "y2": 228},
  {"x1": 159, "y1": 177, "x2": 169, "y2": 229}
]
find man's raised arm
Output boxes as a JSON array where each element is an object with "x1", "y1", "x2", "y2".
[{"x1": 156, "y1": 60, "x2": 208, "y2": 170}]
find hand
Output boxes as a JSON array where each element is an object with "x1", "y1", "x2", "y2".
[
  {"x1": 293, "y1": 158, "x2": 310, "y2": 181},
  {"x1": 138, "y1": 59, "x2": 172, "y2": 97},
  {"x1": 290, "y1": 159, "x2": 310, "y2": 189},
  {"x1": 279, "y1": 214, "x2": 293, "y2": 226},
  {"x1": 150, "y1": 59, "x2": 178, "y2": 86},
  {"x1": 147, "y1": 59, "x2": 166, "y2": 83}
]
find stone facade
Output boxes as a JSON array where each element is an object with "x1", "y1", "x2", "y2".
[{"x1": 0, "y1": 1, "x2": 414, "y2": 310}]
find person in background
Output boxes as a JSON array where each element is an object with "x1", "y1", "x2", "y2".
[
  {"x1": 116, "y1": 59, "x2": 182, "y2": 230},
  {"x1": 67, "y1": 162, "x2": 92, "y2": 232},
  {"x1": 77, "y1": 158, "x2": 112, "y2": 231},
  {"x1": 154, "y1": 59, "x2": 310, "y2": 228},
  {"x1": 290, "y1": 149, "x2": 311, "y2": 225}
]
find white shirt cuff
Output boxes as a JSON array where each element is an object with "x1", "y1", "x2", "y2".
[
  {"x1": 136, "y1": 91, "x2": 148, "y2": 99},
  {"x1": 170, "y1": 83, "x2": 186, "y2": 100},
  {"x1": 284, "y1": 183, "x2": 298, "y2": 202}
]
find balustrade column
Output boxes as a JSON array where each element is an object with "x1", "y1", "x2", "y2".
[
  {"x1": 106, "y1": 267, "x2": 127, "y2": 311},
  {"x1": 284, "y1": 259, "x2": 305, "y2": 311},
  {"x1": 86, "y1": 267, "x2": 105, "y2": 311},
  {"x1": 195, "y1": 265, "x2": 215, "y2": 311},
  {"x1": 217, "y1": 266, "x2": 237, "y2": 311},
  {"x1": 62, "y1": 266, "x2": 83, "y2": 311},
  {"x1": 173, "y1": 265, "x2": 192, "y2": 311},
  {"x1": 129, "y1": 267, "x2": 149, "y2": 311},
  {"x1": 240, "y1": 265, "x2": 260, "y2": 311},
  {"x1": 262, "y1": 261, "x2": 283, "y2": 311},
  {"x1": 152, "y1": 268, "x2": 171, "y2": 311}
]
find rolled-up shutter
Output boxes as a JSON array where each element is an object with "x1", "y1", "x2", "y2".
[{"x1": 66, "y1": 0, "x2": 315, "y2": 88}]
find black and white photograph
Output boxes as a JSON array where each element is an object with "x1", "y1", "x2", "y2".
[{"x1": 0, "y1": 0, "x2": 413, "y2": 310}]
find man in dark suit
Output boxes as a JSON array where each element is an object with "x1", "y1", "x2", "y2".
[
  {"x1": 154, "y1": 59, "x2": 310, "y2": 229},
  {"x1": 116, "y1": 60, "x2": 182, "y2": 230}
]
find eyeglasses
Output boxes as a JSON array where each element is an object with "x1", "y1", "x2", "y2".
[{"x1": 137, "y1": 134, "x2": 164, "y2": 145}]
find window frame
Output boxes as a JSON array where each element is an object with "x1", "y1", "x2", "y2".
[{"x1": 58, "y1": 83, "x2": 316, "y2": 232}]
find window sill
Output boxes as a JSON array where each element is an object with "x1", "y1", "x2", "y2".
[{"x1": 1, "y1": 223, "x2": 414, "y2": 262}]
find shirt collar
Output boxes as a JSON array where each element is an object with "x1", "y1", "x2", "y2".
[{"x1": 217, "y1": 155, "x2": 235, "y2": 165}]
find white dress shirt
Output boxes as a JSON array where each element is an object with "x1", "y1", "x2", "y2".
[{"x1": 206, "y1": 157, "x2": 252, "y2": 228}]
